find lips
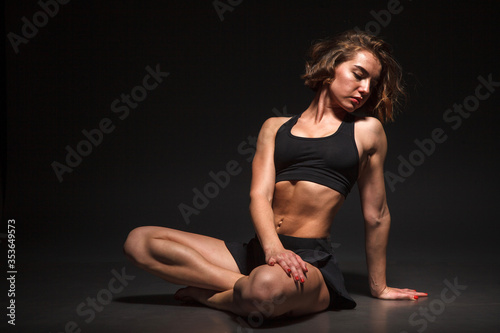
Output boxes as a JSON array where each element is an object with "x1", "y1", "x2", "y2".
[{"x1": 350, "y1": 97, "x2": 362, "y2": 105}]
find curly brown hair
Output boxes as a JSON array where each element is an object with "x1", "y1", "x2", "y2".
[{"x1": 302, "y1": 30, "x2": 405, "y2": 122}]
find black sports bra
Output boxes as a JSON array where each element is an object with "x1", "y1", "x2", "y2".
[{"x1": 274, "y1": 113, "x2": 359, "y2": 197}]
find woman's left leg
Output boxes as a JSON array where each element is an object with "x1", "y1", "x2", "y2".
[
  {"x1": 123, "y1": 226, "x2": 244, "y2": 291},
  {"x1": 176, "y1": 263, "x2": 331, "y2": 317}
]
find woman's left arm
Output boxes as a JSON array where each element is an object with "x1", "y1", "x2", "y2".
[{"x1": 357, "y1": 119, "x2": 427, "y2": 300}]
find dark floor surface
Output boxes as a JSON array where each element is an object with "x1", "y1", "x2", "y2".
[{"x1": 4, "y1": 258, "x2": 499, "y2": 333}]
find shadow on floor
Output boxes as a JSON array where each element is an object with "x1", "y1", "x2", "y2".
[
  {"x1": 343, "y1": 272, "x2": 371, "y2": 296},
  {"x1": 115, "y1": 294, "x2": 191, "y2": 306},
  {"x1": 114, "y1": 293, "x2": 318, "y2": 329}
]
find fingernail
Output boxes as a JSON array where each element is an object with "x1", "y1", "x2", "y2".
[
  {"x1": 300, "y1": 278, "x2": 305, "y2": 283},
  {"x1": 295, "y1": 276, "x2": 299, "y2": 281},
  {"x1": 424, "y1": 293, "x2": 428, "y2": 296},
  {"x1": 287, "y1": 269, "x2": 291, "y2": 273},
  {"x1": 414, "y1": 295, "x2": 418, "y2": 300}
]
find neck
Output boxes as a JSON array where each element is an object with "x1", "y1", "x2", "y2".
[{"x1": 304, "y1": 86, "x2": 346, "y2": 123}]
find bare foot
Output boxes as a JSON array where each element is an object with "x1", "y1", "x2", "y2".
[{"x1": 174, "y1": 286, "x2": 218, "y2": 306}]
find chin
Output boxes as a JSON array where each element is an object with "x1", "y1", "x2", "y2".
[{"x1": 342, "y1": 103, "x2": 357, "y2": 112}]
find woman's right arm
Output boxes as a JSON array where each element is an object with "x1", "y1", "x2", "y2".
[{"x1": 249, "y1": 118, "x2": 308, "y2": 283}]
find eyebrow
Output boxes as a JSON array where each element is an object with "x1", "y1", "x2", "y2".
[{"x1": 354, "y1": 65, "x2": 380, "y2": 82}]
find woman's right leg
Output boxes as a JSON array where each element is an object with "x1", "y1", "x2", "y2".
[{"x1": 123, "y1": 226, "x2": 244, "y2": 291}]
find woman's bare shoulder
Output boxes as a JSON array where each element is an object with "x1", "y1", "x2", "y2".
[
  {"x1": 259, "y1": 116, "x2": 293, "y2": 135},
  {"x1": 354, "y1": 116, "x2": 387, "y2": 153},
  {"x1": 354, "y1": 115, "x2": 384, "y2": 134}
]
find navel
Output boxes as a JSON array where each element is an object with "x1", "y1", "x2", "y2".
[{"x1": 276, "y1": 220, "x2": 283, "y2": 230}]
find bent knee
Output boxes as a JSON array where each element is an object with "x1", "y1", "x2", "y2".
[
  {"x1": 234, "y1": 266, "x2": 330, "y2": 317},
  {"x1": 123, "y1": 226, "x2": 154, "y2": 265},
  {"x1": 234, "y1": 268, "x2": 288, "y2": 316},
  {"x1": 247, "y1": 268, "x2": 288, "y2": 301}
]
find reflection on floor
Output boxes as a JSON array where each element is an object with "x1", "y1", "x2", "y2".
[{"x1": 13, "y1": 260, "x2": 500, "y2": 332}]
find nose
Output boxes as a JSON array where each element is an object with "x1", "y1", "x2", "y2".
[{"x1": 359, "y1": 80, "x2": 371, "y2": 96}]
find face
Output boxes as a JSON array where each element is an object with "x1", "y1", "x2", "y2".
[{"x1": 327, "y1": 50, "x2": 382, "y2": 112}]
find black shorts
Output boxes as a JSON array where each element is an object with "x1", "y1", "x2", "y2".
[{"x1": 225, "y1": 234, "x2": 356, "y2": 310}]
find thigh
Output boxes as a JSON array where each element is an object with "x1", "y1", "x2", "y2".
[
  {"x1": 246, "y1": 263, "x2": 330, "y2": 317},
  {"x1": 140, "y1": 226, "x2": 240, "y2": 273}
]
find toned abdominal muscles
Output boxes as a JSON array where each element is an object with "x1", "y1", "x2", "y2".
[{"x1": 272, "y1": 180, "x2": 344, "y2": 238}]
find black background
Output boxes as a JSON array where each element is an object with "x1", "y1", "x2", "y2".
[{"x1": 4, "y1": 0, "x2": 500, "y2": 267}]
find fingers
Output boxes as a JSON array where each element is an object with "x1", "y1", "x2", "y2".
[
  {"x1": 280, "y1": 254, "x2": 304, "y2": 283},
  {"x1": 271, "y1": 251, "x2": 308, "y2": 283},
  {"x1": 380, "y1": 287, "x2": 428, "y2": 300},
  {"x1": 286, "y1": 254, "x2": 308, "y2": 283},
  {"x1": 296, "y1": 254, "x2": 309, "y2": 273},
  {"x1": 404, "y1": 289, "x2": 428, "y2": 300},
  {"x1": 414, "y1": 291, "x2": 429, "y2": 297}
]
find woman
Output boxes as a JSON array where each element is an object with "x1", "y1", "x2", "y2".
[{"x1": 123, "y1": 30, "x2": 427, "y2": 318}]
